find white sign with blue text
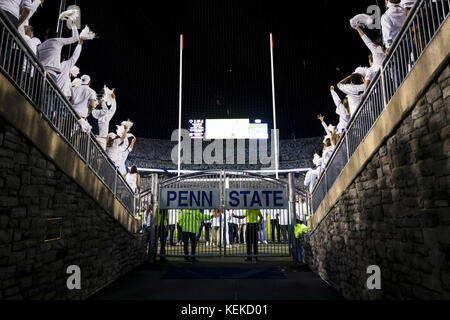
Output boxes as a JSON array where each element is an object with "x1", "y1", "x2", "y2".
[
  {"x1": 160, "y1": 189, "x2": 221, "y2": 209},
  {"x1": 160, "y1": 188, "x2": 288, "y2": 210},
  {"x1": 225, "y1": 189, "x2": 288, "y2": 209}
]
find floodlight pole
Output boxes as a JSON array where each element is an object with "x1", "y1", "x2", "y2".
[
  {"x1": 177, "y1": 34, "x2": 184, "y2": 177},
  {"x1": 56, "y1": 0, "x2": 66, "y2": 37},
  {"x1": 270, "y1": 33, "x2": 280, "y2": 179}
]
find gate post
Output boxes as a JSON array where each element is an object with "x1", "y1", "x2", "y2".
[
  {"x1": 288, "y1": 173, "x2": 298, "y2": 262},
  {"x1": 148, "y1": 174, "x2": 159, "y2": 263}
]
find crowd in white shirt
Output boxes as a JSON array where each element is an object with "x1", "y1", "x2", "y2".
[
  {"x1": 0, "y1": 0, "x2": 141, "y2": 193},
  {"x1": 304, "y1": 0, "x2": 414, "y2": 196}
]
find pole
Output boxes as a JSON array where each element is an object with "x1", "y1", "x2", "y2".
[
  {"x1": 288, "y1": 173, "x2": 297, "y2": 262},
  {"x1": 56, "y1": 0, "x2": 66, "y2": 37},
  {"x1": 177, "y1": 35, "x2": 183, "y2": 177},
  {"x1": 270, "y1": 33, "x2": 280, "y2": 179}
]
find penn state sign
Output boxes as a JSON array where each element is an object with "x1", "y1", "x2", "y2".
[
  {"x1": 160, "y1": 188, "x2": 221, "y2": 209},
  {"x1": 160, "y1": 188, "x2": 288, "y2": 209},
  {"x1": 225, "y1": 189, "x2": 288, "y2": 209}
]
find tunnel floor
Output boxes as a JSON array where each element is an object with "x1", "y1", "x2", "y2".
[{"x1": 90, "y1": 258, "x2": 343, "y2": 300}]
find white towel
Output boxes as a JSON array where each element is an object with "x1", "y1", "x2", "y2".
[
  {"x1": 350, "y1": 14, "x2": 374, "y2": 29},
  {"x1": 80, "y1": 25, "x2": 96, "y2": 41}
]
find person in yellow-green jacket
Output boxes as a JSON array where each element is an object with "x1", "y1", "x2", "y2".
[
  {"x1": 179, "y1": 209, "x2": 219, "y2": 262},
  {"x1": 294, "y1": 221, "x2": 311, "y2": 262},
  {"x1": 233, "y1": 209, "x2": 263, "y2": 262}
]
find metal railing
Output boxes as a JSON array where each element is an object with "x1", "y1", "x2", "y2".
[
  {"x1": 0, "y1": 11, "x2": 136, "y2": 214},
  {"x1": 311, "y1": 0, "x2": 449, "y2": 213}
]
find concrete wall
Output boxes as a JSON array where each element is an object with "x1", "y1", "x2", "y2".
[
  {"x1": 0, "y1": 118, "x2": 148, "y2": 299},
  {"x1": 301, "y1": 61, "x2": 450, "y2": 299}
]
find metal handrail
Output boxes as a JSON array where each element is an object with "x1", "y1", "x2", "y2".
[
  {"x1": 311, "y1": 0, "x2": 449, "y2": 213},
  {"x1": 0, "y1": 10, "x2": 136, "y2": 214}
]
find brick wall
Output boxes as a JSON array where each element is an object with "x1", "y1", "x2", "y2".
[
  {"x1": 0, "y1": 118, "x2": 148, "y2": 300},
  {"x1": 301, "y1": 63, "x2": 450, "y2": 299}
]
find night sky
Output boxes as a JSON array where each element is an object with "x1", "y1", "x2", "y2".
[{"x1": 30, "y1": 0, "x2": 384, "y2": 140}]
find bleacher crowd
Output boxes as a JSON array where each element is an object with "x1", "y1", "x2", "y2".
[
  {"x1": 0, "y1": 0, "x2": 141, "y2": 193},
  {"x1": 304, "y1": 0, "x2": 418, "y2": 196}
]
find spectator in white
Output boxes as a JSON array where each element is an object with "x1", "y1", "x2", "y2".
[
  {"x1": 71, "y1": 75, "x2": 97, "y2": 120},
  {"x1": 210, "y1": 212, "x2": 221, "y2": 247},
  {"x1": 237, "y1": 210, "x2": 247, "y2": 245},
  {"x1": 329, "y1": 87, "x2": 351, "y2": 135},
  {"x1": 92, "y1": 92, "x2": 117, "y2": 151},
  {"x1": 304, "y1": 161, "x2": 320, "y2": 194},
  {"x1": 354, "y1": 27, "x2": 386, "y2": 89},
  {"x1": 317, "y1": 114, "x2": 335, "y2": 140},
  {"x1": 314, "y1": 155, "x2": 325, "y2": 181},
  {"x1": 22, "y1": 25, "x2": 40, "y2": 76},
  {"x1": 221, "y1": 211, "x2": 231, "y2": 248},
  {"x1": 56, "y1": 39, "x2": 83, "y2": 100},
  {"x1": 37, "y1": 22, "x2": 79, "y2": 81},
  {"x1": 18, "y1": 0, "x2": 43, "y2": 36},
  {"x1": 337, "y1": 73, "x2": 365, "y2": 116},
  {"x1": 0, "y1": 0, "x2": 32, "y2": 28},
  {"x1": 124, "y1": 165, "x2": 140, "y2": 194},
  {"x1": 381, "y1": 0, "x2": 407, "y2": 50},
  {"x1": 104, "y1": 126, "x2": 128, "y2": 167},
  {"x1": 22, "y1": 25, "x2": 39, "y2": 53},
  {"x1": 118, "y1": 135, "x2": 137, "y2": 176},
  {"x1": 322, "y1": 137, "x2": 335, "y2": 167}
]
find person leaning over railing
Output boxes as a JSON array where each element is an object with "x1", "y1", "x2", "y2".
[{"x1": 37, "y1": 20, "x2": 79, "y2": 82}]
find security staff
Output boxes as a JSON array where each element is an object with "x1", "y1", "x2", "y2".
[
  {"x1": 294, "y1": 222, "x2": 312, "y2": 262},
  {"x1": 179, "y1": 209, "x2": 219, "y2": 262},
  {"x1": 233, "y1": 209, "x2": 263, "y2": 262}
]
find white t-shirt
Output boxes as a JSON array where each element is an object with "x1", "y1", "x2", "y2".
[
  {"x1": 0, "y1": 0, "x2": 32, "y2": 19},
  {"x1": 92, "y1": 100, "x2": 117, "y2": 138},
  {"x1": 125, "y1": 173, "x2": 137, "y2": 193},
  {"x1": 56, "y1": 44, "x2": 81, "y2": 97},
  {"x1": 305, "y1": 169, "x2": 320, "y2": 194},
  {"x1": 18, "y1": 0, "x2": 41, "y2": 35},
  {"x1": 337, "y1": 83, "x2": 365, "y2": 116},
  {"x1": 37, "y1": 26, "x2": 79, "y2": 75},
  {"x1": 106, "y1": 138, "x2": 123, "y2": 166},
  {"x1": 71, "y1": 84, "x2": 96, "y2": 118},
  {"x1": 331, "y1": 90, "x2": 351, "y2": 134},
  {"x1": 278, "y1": 209, "x2": 290, "y2": 226},
  {"x1": 211, "y1": 214, "x2": 221, "y2": 227},
  {"x1": 381, "y1": 3, "x2": 407, "y2": 49},
  {"x1": 168, "y1": 210, "x2": 179, "y2": 225}
]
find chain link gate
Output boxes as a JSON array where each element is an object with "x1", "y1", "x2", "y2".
[{"x1": 137, "y1": 171, "x2": 310, "y2": 261}]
